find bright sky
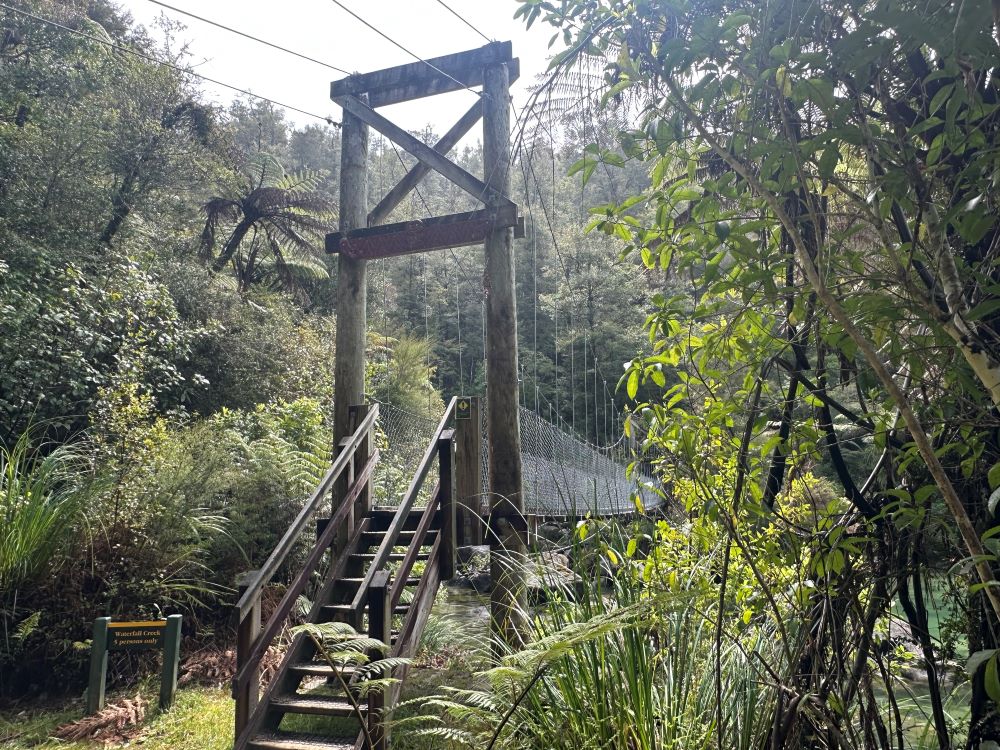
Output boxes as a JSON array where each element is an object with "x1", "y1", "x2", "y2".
[{"x1": 115, "y1": 0, "x2": 557, "y2": 137}]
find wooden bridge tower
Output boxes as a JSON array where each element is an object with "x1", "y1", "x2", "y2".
[{"x1": 328, "y1": 42, "x2": 527, "y2": 646}]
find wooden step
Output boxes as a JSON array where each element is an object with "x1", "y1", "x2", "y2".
[
  {"x1": 336, "y1": 576, "x2": 421, "y2": 589},
  {"x1": 270, "y1": 694, "x2": 366, "y2": 717},
  {"x1": 287, "y1": 663, "x2": 359, "y2": 679},
  {"x1": 367, "y1": 507, "x2": 440, "y2": 532},
  {"x1": 359, "y1": 529, "x2": 437, "y2": 548},
  {"x1": 248, "y1": 731, "x2": 358, "y2": 750},
  {"x1": 349, "y1": 552, "x2": 429, "y2": 562},
  {"x1": 321, "y1": 603, "x2": 410, "y2": 618}
]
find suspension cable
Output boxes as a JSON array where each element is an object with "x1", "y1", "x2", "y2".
[
  {"x1": 1, "y1": 4, "x2": 341, "y2": 126},
  {"x1": 145, "y1": 0, "x2": 350, "y2": 74}
]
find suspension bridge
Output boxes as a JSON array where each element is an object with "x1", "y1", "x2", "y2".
[
  {"x1": 375, "y1": 399, "x2": 661, "y2": 520},
  {"x1": 230, "y1": 41, "x2": 667, "y2": 750}
]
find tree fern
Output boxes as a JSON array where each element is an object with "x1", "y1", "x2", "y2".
[{"x1": 200, "y1": 156, "x2": 334, "y2": 296}]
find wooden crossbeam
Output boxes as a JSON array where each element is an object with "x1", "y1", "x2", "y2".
[
  {"x1": 330, "y1": 41, "x2": 512, "y2": 107},
  {"x1": 326, "y1": 208, "x2": 524, "y2": 260},
  {"x1": 335, "y1": 94, "x2": 515, "y2": 210},
  {"x1": 370, "y1": 57, "x2": 520, "y2": 110}
]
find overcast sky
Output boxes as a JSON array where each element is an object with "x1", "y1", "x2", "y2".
[{"x1": 115, "y1": 0, "x2": 557, "y2": 138}]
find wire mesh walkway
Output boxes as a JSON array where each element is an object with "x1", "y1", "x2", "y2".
[{"x1": 373, "y1": 401, "x2": 662, "y2": 516}]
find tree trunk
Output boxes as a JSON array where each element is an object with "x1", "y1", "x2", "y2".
[
  {"x1": 99, "y1": 167, "x2": 139, "y2": 246},
  {"x1": 211, "y1": 218, "x2": 256, "y2": 273}
]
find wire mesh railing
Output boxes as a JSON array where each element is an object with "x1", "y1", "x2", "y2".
[{"x1": 372, "y1": 400, "x2": 662, "y2": 516}]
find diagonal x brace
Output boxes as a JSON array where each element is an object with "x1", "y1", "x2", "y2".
[
  {"x1": 333, "y1": 94, "x2": 515, "y2": 211},
  {"x1": 369, "y1": 100, "x2": 483, "y2": 226}
]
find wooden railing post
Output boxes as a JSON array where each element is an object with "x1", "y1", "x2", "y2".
[
  {"x1": 353, "y1": 404, "x2": 374, "y2": 521},
  {"x1": 368, "y1": 570, "x2": 391, "y2": 750},
  {"x1": 454, "y1": 396, "x2": 482, "y2": 546},
  {"x1": 438, "y1": 433, "x2": 456, "y2": 581},
  {"x1": 332, "y1": 404, "x2": 367, "y2": 557},
  {"x1": 234, "y1": 570, "x2": 261, "y2": 738}
]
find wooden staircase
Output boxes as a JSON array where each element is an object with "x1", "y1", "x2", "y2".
[{"x1": 232, "y1": 401, "x2": 458, "y2": 750}]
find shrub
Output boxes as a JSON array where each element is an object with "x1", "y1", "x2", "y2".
[{"x1": 0, "y1": 242, "x2": 199, "y2": 444}]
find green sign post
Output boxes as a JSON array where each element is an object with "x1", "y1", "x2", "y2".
[
  {"x1": 456, "y1": 397, "x2": 472, "y2": 420},
  {"x1": 86, "y1": 615, "x2": 182, "y2": 715}
]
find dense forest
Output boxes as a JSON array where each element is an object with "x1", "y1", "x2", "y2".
[
  {"x1": 5, "y1": 0, "x2": 1000, "y2": 748},
  {"x1": 0, "y1": 0, "x2": 652, "y2": 699}
]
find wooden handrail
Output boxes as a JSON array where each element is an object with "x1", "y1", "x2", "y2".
[
  {"x1": 349, "y1": 397, "x2": 457, "y2": 611},
  {"x1": 389, "y1": 482, "x2": 441, "y2": 611},
  {"x1": 233, "y1": 449, "x2": 379, "y2": 692},
  {"x1": 387, "y1": 533, "x2": 442, "y2": 713},
  {"x1": 235, "y1": 405, "x2": 379, "y2": 619}
]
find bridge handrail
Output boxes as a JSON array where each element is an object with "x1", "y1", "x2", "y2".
[
  {"x1": 349, "y1": 397, "x2": 456, "y2": 611},
  {"x1": 235, "y1": 404, "x2": 379, "y2": 620}
]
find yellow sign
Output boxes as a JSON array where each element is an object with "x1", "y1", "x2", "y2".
[{"x1": 108, "y1": 620, "x2": 167, "y2": 651}]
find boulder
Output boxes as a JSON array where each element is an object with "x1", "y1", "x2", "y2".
[{"x1": 523, "y1": 551, "x2": 583, "y2": 604}]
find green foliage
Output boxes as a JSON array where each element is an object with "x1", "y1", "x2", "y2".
[
  {"x1": 369, "y1": 334, "x2": 445, "y2": 420},
  {"x1": 0, "y1": 430, "x2": 84, "y2": 596},
  {"x1": 0, "y1": 242, "x2": 199, "y2": 443},
  {"x1": 516, "y1": 0, "x2": 1000, "y2": 745},
  {"x1": 405, "y1": 537, "x2": 777, "y2": 750},
  {"x1": 173, "y1": 278, "x2": 335, "y2": 415}
]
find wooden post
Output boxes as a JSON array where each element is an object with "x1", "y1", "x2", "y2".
[
  {"x1": 438, "y1": 434, "x2": 456, "y2": 580},
  {"x1": 159, "y1": 614, "x2": 182, "y2": 710},
  {"x1": 86, "y1": 617, "x2": 110, "y2": 715},
  {"x1": 334, "y1": 100, "x2": 368, "y2": 559},
  {"x1": 455, "y1": 396, "x2": 482, "y2": 547},
  {"x1": 334, "y1": 97, "x2": 369, "y2": 454},
  {"x1": 353, "y1": 404, "x2": 374, "y2": 520},
  {"x1": 234, "y1": 572, "x2": 261, "y2": 737},
  {"x1": 483, "y1": 61, "x2": 526, "y2": 654},
  {"x1": 368, "y1": 570, "x2": 391, "y2": 750}
]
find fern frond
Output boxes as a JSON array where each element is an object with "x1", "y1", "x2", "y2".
[{"x1": 274, "y1": 168, "x2": 326, "y2": 193}]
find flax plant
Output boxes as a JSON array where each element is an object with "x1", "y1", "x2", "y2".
[
  {"x1": 400, "y1": 516, "x2": 780, "y2": 750},
  {"x1": 0, "y1": 431, "x2": 84, "y2": 596}
]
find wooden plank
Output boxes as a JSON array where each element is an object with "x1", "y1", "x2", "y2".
[
  {"x1": 369, "y1": 56, "x2": 520, "y2": 109},
  {"x1": 334, "y1": 95, "x2": 512, "y2": 208},
  {"x1": 234, "y1": 576, "x2": 261, "y2": 738},
  {"x1": 351, "y1": 404, "x2": 374, "y2": 532},
  {"x1": 327, "y1": 208, "x2": 523, "y2": 259},
  {"x1": 367, "y1": 571, "x2": 391, "y2": 750},
  {"x1": 438, "y1": 435, "x2": 456, "y2": 581},
  {"x1": 368, "y1": 100, "x2": 483, "y2": 226},
  {"x1": 330, "y1": 41, "x2": 512, "y2": 105}
]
